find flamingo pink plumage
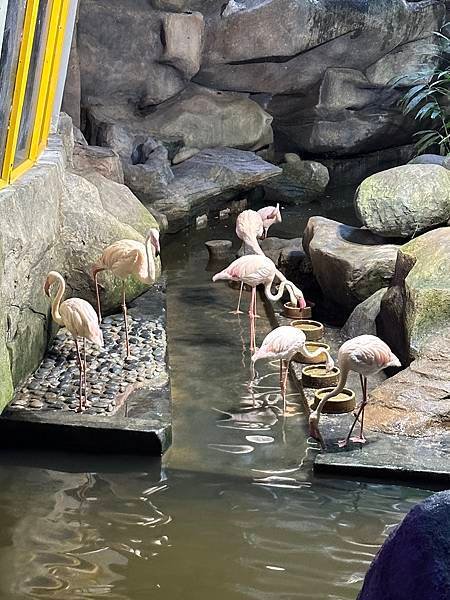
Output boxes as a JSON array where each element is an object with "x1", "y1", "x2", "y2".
[
  {"x1": 252, "y1": 326, "x2": 334, "y2": 413},
  {"x1": 44, "y1": 271, "x2": 104, "y2": 412},
  {"x1": 309, "y1": 335, "x2": 401, "y2": 448},
  {"x1": 92, "y1": 228, "x2": 160, "y2": 357},
  {"x1": 257, "y1": 204, "x2": 282, "y2": 239},
  {"x1": 233, "y1": 210, "x2": 265, "y2": 315},
  {"x1": 212, "y1": 255, "x2": 306, "y2": 352}
]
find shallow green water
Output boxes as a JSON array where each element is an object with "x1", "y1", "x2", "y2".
[{"x1": 0, "y1": 200, "x2": 434, "y2": 600}]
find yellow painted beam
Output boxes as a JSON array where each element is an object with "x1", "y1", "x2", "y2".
[
  {"x1": 1, "y1": 0, "x2": 41, "y2": 182},
  {"x1": 38, "y1": 0, "x2": 71, "y2": 149},
  {"x1": 29, "y1": 0, "x2": 63, "y2": 158}
]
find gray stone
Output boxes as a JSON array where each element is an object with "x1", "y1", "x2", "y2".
[
  {"x1": 73, "y1": 144, "x2": 124, "y2": 184},
  {"x1": 342, "y1": 288, "x2": 387, "y2": 338},
  {"x1": 161, "y1": 12, "x2": 204, "y2": 79},
  {"x1": 303, "y1": 217, "x2": 399, "y2": 311},
  {"x1": 152, "y1": 148, "x2": 281, "y2": 232},
  {"x1": 264, "y1": 155, "x2": 329, "y2": 204},
  {"x1": 355, "y1": 165, "x2": 450, "y2": 238},
  {"x1": 78, "y1": 0, "x2": 187, "y2": 106},
  {"x1": 205, "y1": 240, "x2": 233, "y2": 261},
  {"x1": 172, "y1": 147, "x2": 200, "y2": 165},
  {"x1": 408, "y1": 153, "x2": 450, "y2": 170}
]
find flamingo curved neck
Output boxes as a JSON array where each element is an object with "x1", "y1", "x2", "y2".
[
  {"x1": 315, "y1": 364, "x2": 350, "y2": 420},
  {"x1": 264, "y1": 279, "x2": 286, "y2": 302},
  {"x1": 51, "y1": 274, "x2": 65, "y2": 326}
]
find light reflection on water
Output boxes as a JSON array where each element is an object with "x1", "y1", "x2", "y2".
[{"x1": 0, "y1": 204, "x2": 436, "y2": 600}]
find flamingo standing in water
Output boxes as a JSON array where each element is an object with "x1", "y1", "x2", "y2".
[
  {"x1": 257, "y1": 204, "x2": 282, "y2": 239},
  {"x1": 92, "y1": 229, "x2": 160, "y2": 357},
  {"x1": 44, "y1": 271, "x2": 104, "y2": 412},
  {"x1": 212, "y1": 255, "x2": 306, "y2": 352},
  {"x1": 309, "y1": 335, "x2": 401, "y2": 448},
  {"x1": 233, "y1": 209, "x2": 265, "y2": 315},
  {"x1": 252, "y1": 326, "x2": 334, "y2": 414}
]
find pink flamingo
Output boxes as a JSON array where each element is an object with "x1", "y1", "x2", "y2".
[
  {"x1": 252, "y1": 326, "x2": 334, "y2": 414},
  {"x1": 92, "y1": 229, "x2": 160, "y2": 357},
  {"x1": 212, "y1": 255, "x2": 306, "y2": 352},
  {"x1": 44, "y1": 271, "x2": 104, "y2": 412},
  {"x1": 233, "y1": 210, "x2": 265, "y2": 315},
  {"x1": 257, "y1": 203, "x2": 282, "y2": 239},
  {"x1": 309, "y1": 335, "x2": 401, "y2": 448}
]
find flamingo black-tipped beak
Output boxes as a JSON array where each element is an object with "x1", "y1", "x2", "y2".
[{"x1": 43, "y1": 278, "x2": 51, "y2": 297}]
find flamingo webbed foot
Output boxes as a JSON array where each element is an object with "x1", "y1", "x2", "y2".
[
  {"x1": 229, "y1": 309, "x2": 244, "y2": 315},
  {"x1": 350, "y1": 435, "x2": 366, "y2": 444}
]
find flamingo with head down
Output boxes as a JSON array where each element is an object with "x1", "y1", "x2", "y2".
[
  {"x1": 308, "y1": 335, "x2": 401, "y2": 448},
  {"x1": 213, "y1": 254, "x2": 306, "y2": 352},
  {"x1": 44, "y1": 271, "x2": 104, "y2": 413},
  {"x1": 252, "y1": 326, "x2": 334, "y2": 414},
  {"x1": 92, "y1": 228, "x2": 160, "y2": 357},
  {"x1": 257, "y1": 204, "x2": 282, "y2": 239},
  {"x1": 233, "y1": 210, "x2": 265, "y2": 315}
]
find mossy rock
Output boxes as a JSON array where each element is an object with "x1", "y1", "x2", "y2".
[
  {"x1": 378, "y1": 227, "x2": 450, "y2": 363},
  {"x1": 0, "y1": 337, "x2": 13, "y2": 412}
]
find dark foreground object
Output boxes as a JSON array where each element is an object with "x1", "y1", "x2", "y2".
[
  {"x1": 358, "y1": 491, "x2": 450, "y2": 600},
  {"x1": 0, "y1": 284, "x2": 171, "y2": 455}
]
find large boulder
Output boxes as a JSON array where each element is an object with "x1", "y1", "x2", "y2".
[
  {"x1": 303, "y1": 217, "x2": 399, "y2": 311},
  {"x1": 364, "y1": 327, "x2": 450, "y2": 437},
  {"x1": 358, "y1": 491, "x2": 450, "y2": 600},
  {"x1": 408, "y1": 153, "x2": 450, "y2": 170},
  {"x1": 355, "y1": 165, "x2": 450, "y2": 238},
  {"x1": 152, "y1": 148, "x2": 281, "y2": 232},
  {"x1": 377, "y1": 227, "x2": 450, "y2": 364},
  {"x1": 263, "y1": 154, "x2": 329, "y2": 204}
]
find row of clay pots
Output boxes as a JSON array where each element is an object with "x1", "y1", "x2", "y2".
[{"x1": 284, "y1": 303, "x2": 355, "y2": 415}]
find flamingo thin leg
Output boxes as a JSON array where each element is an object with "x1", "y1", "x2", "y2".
[
  {"x1": 83, "y1": 337, "x2": 88, "y2": 408},
  {"x1": 74, "y1": 338, "x2": 84, "y2": 413},
  {"x1": 230, "y1": 282, "x2": 245, "y2": 315},
  {"x1": 94, "y1": 271, "x2": 102, "y2": 322},
  {"x1": 249, "y1": 287, "x2": 257, "y2": 353},
  {"x1": 339, "y1": 376, "x2": 368, "y2": 447},
  {"x1": 122, "y1": 281, "x2": 130, "y2": 358}
]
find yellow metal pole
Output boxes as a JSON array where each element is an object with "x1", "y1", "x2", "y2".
[
  {"x1": 1, "y1": 0, "x2": 41, "y2": 182},
  {"x1": 37, "y1": 0, "x2": 71, "y2": 151},
  {"x1": 28, "y1": 0, "x2": 62, "y2": 159}
]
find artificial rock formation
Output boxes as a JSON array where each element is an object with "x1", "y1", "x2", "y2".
[
  {"x1": 377, "y1": 227, "x2": 450, "y2": 364},
  {"x1": 70, "y1": 0, "x2": 445, "y2": 159},
  {"x1": 0, "y1": 115, "x2": 160, "y2": 412},
  {"x1": 364, "y1": 327, "x2": 450, "y2": 437},
  {"x1": 263, "y1": 154, "x2": 330, "y2": 204},
  {"x1": 302, "y1": 217, "x2": 399, "y2": 312},
  {"x1": 342, "y1": 288, "x2": 387, "y2": 338},
  {"x1": 355, "y1": 164, "x2": 450, "y2": 238}
]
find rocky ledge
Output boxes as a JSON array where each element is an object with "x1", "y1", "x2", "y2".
[{"x1": 0, "y1": 284, "x2": 171, "y2": 455}]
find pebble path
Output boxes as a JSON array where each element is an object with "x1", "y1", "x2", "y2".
[{"x1": 9, "y1": 313, "x2": 167, "y2": 416}]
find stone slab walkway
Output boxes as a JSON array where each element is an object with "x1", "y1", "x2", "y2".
[
  {"x1": 0, "y1": 282, "x2": 171, "y2": 455},
  {"x1": 265, "y1": 296, "x2": 450, "y2": 484}
]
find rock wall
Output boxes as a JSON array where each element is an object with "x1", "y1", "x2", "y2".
[
  {"x1": 0, "y1": 114, "x2": 159, "y2": 413},
  {"x1": 65, "y1": 0, "x2": 446, "y2": 159}
]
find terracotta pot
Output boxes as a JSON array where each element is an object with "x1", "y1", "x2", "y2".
[
  {"x1": 302, "y1": 365, "x2": 340, "y2": 388},
  {"x1": 311, "y1": 387, "x2": 356, "y2": 414},
  {"x1": 293, "y1": 341, "x2": 330, "y2": 364},
  {"x1": 291, "y1": 319, "x2": 324, "y2": 341},
  {"x1": 283, "y1": 300, "x2": 315, "y2": 319}
]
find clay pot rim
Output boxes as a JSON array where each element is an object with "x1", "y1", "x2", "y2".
[
  {"x1": 283, "y1": 300, "x2": 315, "y2": 309},
  {"x1": 291, "y1": 319, "x2": 323, "y2": 329},
  {"x1": 314, "y1": 387, "x2": 355, "y2": 401},
  {"x1": 302, "y1": 365, "x2": 340, "y2": 377},
  {"x1": 304, "y1": 341, "x2": 330, "y2": 350}
]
